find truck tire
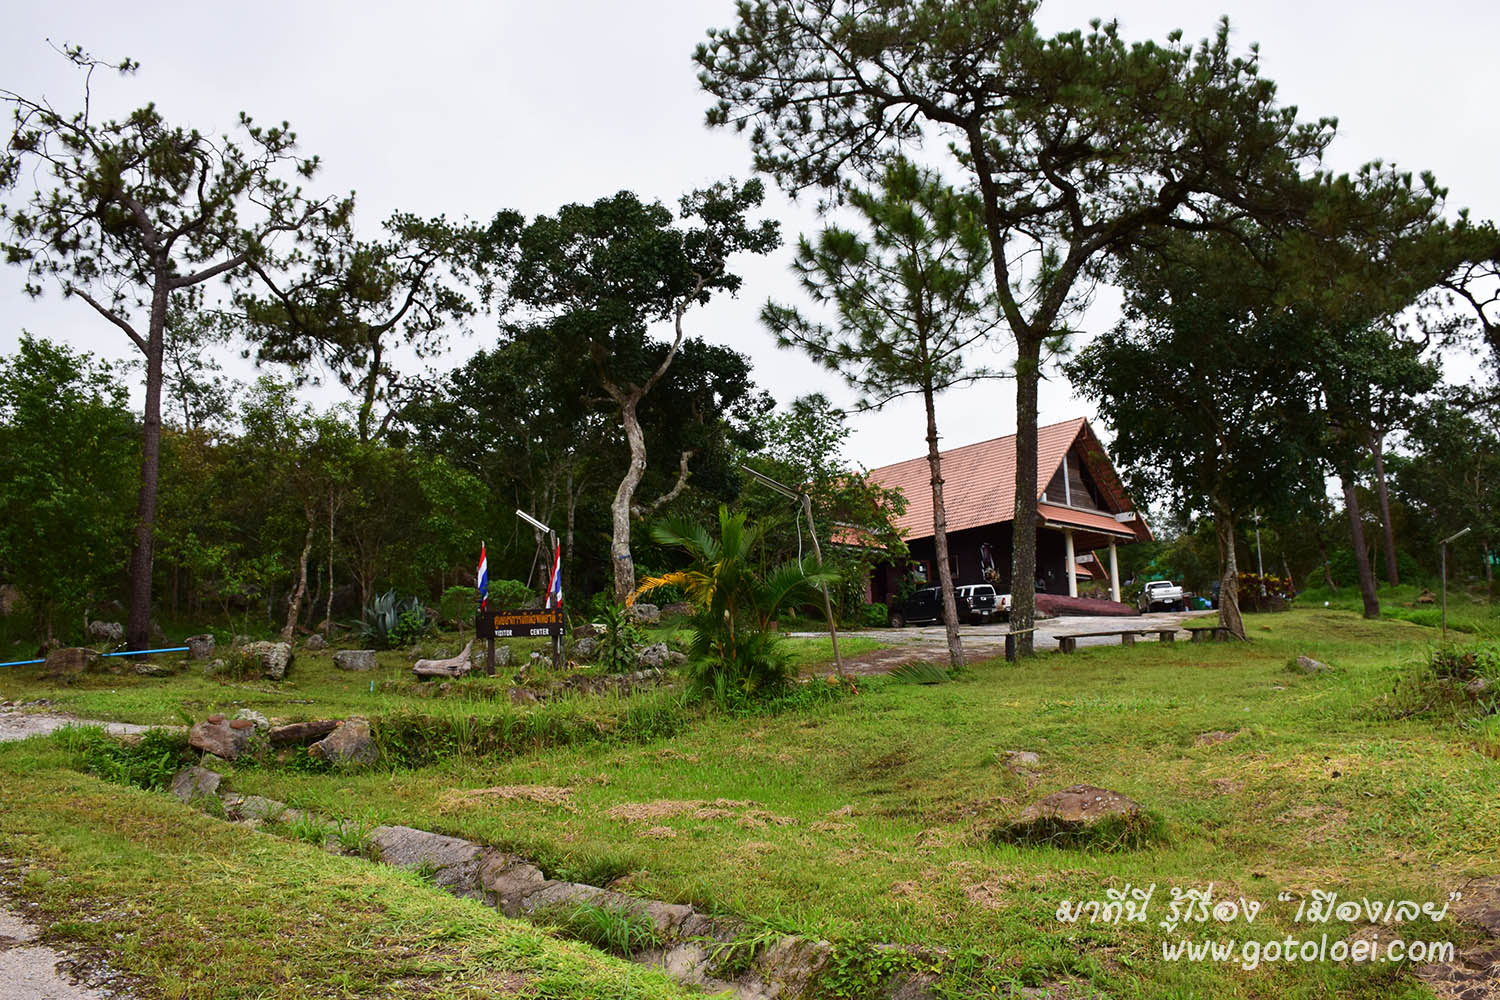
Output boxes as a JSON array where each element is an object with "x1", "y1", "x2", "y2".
[{"x1": 889, "y1": 611, "x2": 906, "y2": 629}]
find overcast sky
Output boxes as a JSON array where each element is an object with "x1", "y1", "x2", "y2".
[{"x1": 3, "y1": 0, "x2": 1497, "y2": 471}]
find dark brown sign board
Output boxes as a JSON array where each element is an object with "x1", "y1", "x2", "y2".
[{"x1": 477, "y1": 607, "x2": 564, "y2": 638}]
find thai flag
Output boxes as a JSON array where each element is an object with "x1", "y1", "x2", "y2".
[
  {"x1": 545, "y1": 541, "x2": 563, "y2": 609},
  {"x1": 477, "y1": 542, "x2": 488, "y2": 611}
]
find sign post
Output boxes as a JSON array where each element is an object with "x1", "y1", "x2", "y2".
[{"x1": 477, "y1": 608, "x2": 566, "y2": 640}]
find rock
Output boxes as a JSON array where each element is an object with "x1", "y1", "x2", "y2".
[
  {"x1": 626, "y1": 602, "x2": 660, "y2": 625},
  {"x1": 1416, "y1": 589, "x2": 1437, "y2": 604},
  {"x1": 234, "y1": 709, "x2": 270, "y2": 731},
  {"x1": 231, "y1": 794, "x2": 289, "y2": 822},
  {"x1": 757, "y1": 935, "x2": 835, "y2": 995},
  {"x1": 189, "y1": 716, "x2": 254, "y2": 759},
  {"x1": 304, "y1": 634, "x2": 328, "y2": 651},
  {"x1": 413, "y1": 639, "x2": 474, "y2": 679},
  {"x1": 660, "y1": 602, "x2": 694, "y2": 619},
  {"x1": 42, "y1": 647, "x2": 102, "y2": 679},
  {"x1": 185, "y1": 634, "x2": 215, "y2": 660},
  {"x1": 309, "y1": 717, "x2": 377, "y2": 766},
  {"x1": 572, "y1": 636, "x2": 599, "y2": 662},
  {"x1": 243, "y1": 641, "x2": 293, "y2": 680},
  {"x1": 333, "y1": 649, "x2": 378, "y2": 672},
  {"x1": 1195, "y1": 730, "x2": 1237, "y2": 746},
  {"x1": 170, "y1": 765, "x2": 221, "y2": 804},
  {"x1": 573, "y1": 622, "x2": 602, "y2": 640},
  {"x1": 637, "y1": 642, "x2": 670, "y2": 669},
  {"x1": 1465, "y1": 676, "x2": 1494, "y2": 698},
  {"x1": 369, "y1": 825, "x2": 484, "y2": 897},
  {"x1": 1295, "y1": 655, "x2": 1332, "y2": 675},
  {"x1": 667, "y1": 650, "x2": 687, "y2": 665},
  {"x1": 1002, "y1": 750, "x2": 1041, "y2": 771},
  {"x1": 132, "y1": 661, "x2": 174, "y2": 677},
  {"x1": 479, "y1": 852, "x2": 553, "y2": 914},
  {"x1": 268, "y1": 719, "x2": 338, "y2": 745},
  {"x1": 86, "y1": 620, "x2": 124, "y2": 643},
  {"x1": 509, "y1": 687, "x2": 540, "y2": 705},
  {"x1": 150, "y1": 623, "x2": 167, "y2": 645},
  {"x1": 1013, "y1": 784, "x2": 1142, "y2": 831},
  {"x1": 0, "y1": 584, "x2": 20, "y2": 616}
]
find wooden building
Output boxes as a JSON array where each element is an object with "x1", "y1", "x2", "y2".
[{"x1": 864, "y1": 417, "x2": 1152, "y2": 603}]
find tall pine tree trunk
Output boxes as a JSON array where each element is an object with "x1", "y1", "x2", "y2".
[
  {"x1": 126, "y1": 280, "x2": 170, "y2": 651},
  {"x1": 1215, "y1": 508, "x2": 1246, "y2": 639},
  {"x1": 1008, "y1": 337, "x2": 1041, "y2": 655},
  {"x1": 1370, "y1": 431, "x2": 1399, "y2": 585},
  {"x1": 1340, "y1": 467, "x2": 1381, "y2": 619},
  {"x1": 923, "y1": 384, "x2": 965, "y2": 669}
]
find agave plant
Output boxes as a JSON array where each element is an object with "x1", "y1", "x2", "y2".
[
  {"x1": 631, "y1": 505, "x2": 837, "y2": 699},
  {"x1": 359, "y1": 590, "x2": 431, "y2": 649}
]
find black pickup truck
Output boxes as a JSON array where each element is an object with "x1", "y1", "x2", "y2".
[{"x1": 889, "y1": 584, "x2": 1001, "y2": 627}]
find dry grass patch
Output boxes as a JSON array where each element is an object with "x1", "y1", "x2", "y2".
[{"x1": 437, "y1": 785, "x2": 575, "y2": 811}]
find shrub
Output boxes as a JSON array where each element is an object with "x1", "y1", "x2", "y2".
[
  {"x1": 438, "y1": 585, "x2": 478, "y2": 625},
  {"x1": 488, "y1": 578, "x2": 536, "y2": 610},
  {"x1": 595, "y1": 602, "x2": 644, "y2": 674},
  {"x1": 858, "y1": 602, "x2": 889, "y2": 628},
  {"x1": 74, "y1": 727, "x2": 195, "y2": 792},
  {"x1": 1429, "y1": 643, "x2": 1500, "y2": 681}
]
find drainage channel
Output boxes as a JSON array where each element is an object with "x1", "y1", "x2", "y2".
[{"x1": 173, "y1": 766, "x2": 949, "y2": 1000}]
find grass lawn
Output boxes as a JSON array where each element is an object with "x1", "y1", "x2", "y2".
[
  {"x1": 0, "y1": 734, "x2": 695, "y2": 999},
  {"x1": 2, "y1": 608, "x2": 1497, "y2": 997}
]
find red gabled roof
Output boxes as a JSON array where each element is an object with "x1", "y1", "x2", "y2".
[
  {"x1": 866, "y1": 418, "x2": 1085, "y2": 539},
  {"x1": 865, "y1": 417, "x2": 1151, "y2": 544}
]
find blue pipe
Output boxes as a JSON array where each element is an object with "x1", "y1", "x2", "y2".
[{"x1": 1, "y1": 645, "x2": 190, "y2": 669}]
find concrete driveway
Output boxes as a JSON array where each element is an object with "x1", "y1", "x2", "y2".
[{"x1": 791, "y1": 609, "x2": 1211, "y2": 676}]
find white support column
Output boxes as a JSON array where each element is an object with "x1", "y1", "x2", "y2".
[
  {"x1": 1109, "y1": 539, "x2": 1121, "y2": 604},
  {"x1": 1064, "y1": 528, "x2": 1077, "y2": 598}
]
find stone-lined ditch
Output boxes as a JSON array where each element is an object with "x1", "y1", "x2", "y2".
[{"x1": 169, "y1": 765, "x2": 947, "y2": 999}]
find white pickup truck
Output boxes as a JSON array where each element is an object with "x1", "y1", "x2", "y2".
[{"x1": 1138, "y1": 580, "x2": 1187, "y2": 612}]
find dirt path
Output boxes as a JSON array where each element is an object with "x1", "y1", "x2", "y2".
[
  {"x1": 0, "y1": 890, "x2": 134, "y2": 1000},
  {"x1": 0, "y1": 709, "x2": 152, "y2": 745},
  {"x1": 797, "y1": 610, "x2": 1205, "y2": 677}
]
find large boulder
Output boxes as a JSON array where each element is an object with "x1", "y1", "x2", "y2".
[
  {"x1": 189, "y1": 714, "x2": 255, "y2": 760},
  {"x1": 309, "y1": 717, "x2": 377, "y2": 766},
  {"x1": 87, "y1": 620, "x2": 124, "y2": 643},
  {"x1": 304, "y1": 633, "x2": 328, "y2": 651},
  {"x1": 243, "y1": 641, "x2": 293, "y2": 680},
  {"x1": 626, "y1": 603, "x2": 660, "y2": 626},
  {"x1": 333, "y1": 649, "x2": 378, "y2": 672},
  {"x1": 637, "y1": 642, "x2": 671, "y2": 669},
  {"x1": 572, "y1": 636, "x2": 599, "y2": 662},
  {"x1": 268, "y1": 719, "x2": 339, "y2": 746},
  {"x1": 185, "y1": 634, "x2": 215, "y2": 660},
  {"x1": 1294, "y1": 655, "x2": 1332, "y2": 675},
  {"x1": 994, "y1": 784, "x2": 1155, "y2": 849},
  {"x1": 170, "y1": 765, "x2": 221, "y2": 804},
  {"x1": 1017, "y1": 784, "x2": 1141, "y2": 826},
  {"x1": 368, "y1": 825, "x2": 483, "y2": 897},
  {"x1": 43, "y1": 647, "x2": 102, "y2": 679}
]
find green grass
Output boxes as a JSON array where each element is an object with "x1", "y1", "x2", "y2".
[
  {"x1": 1297, "y1": 581, "x2": 1500, "y2": 636},
  {"x1": 0, "y1": 736, "x2": 694, "y2": 999},
  {"x1": 220, "y1": 609, "x2": 1495, "y2": 998},
  {"x1": 5, "y1": 609, "x2": 1497, "y2": 997}
]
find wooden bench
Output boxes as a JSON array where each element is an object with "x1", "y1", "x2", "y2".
[
  {"x1": 1184, "y1": 625, "x2": 1234, "y2": 643},
  {"x1": 1055, "y1": 628, "x2": 1178, "y2": 653}
]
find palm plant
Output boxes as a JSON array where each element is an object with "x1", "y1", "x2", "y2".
[{"x1": 631, "y1": 505, "x2": 837, "y2": 700}]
